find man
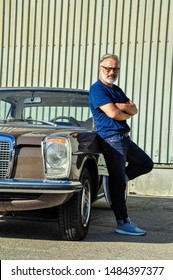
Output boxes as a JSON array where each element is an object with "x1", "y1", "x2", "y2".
[{"x1": 89, "y1": 53, "x2": 153, "y2": 236}]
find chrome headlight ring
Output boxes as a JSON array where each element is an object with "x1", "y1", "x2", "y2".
[{"x1": 43, "y1": 136, "x2": 71, "y2": 179}]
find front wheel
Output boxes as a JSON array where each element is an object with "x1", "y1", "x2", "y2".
[{"x1": 57, "y1": 168, "x2": 92, "y2": 241}]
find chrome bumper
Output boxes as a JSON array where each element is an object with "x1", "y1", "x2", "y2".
[{"x1": 0, "y1": 179, "x2": 82, "y2": 193}]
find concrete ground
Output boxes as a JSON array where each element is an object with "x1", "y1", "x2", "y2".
[
  {"x1": 0, "y1": 195, "x2": 173, "y2": 260},
  {"x1": 89, "y1": 195, "x2": 173, "y2": 260}
]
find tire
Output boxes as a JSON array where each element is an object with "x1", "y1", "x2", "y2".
[{"x1": 57, "y1": 168, "x2": 92, "y2": 241}]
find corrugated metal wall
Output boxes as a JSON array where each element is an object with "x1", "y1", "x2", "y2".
[{"x1": 0, "y1": 0, "x2": 173, "y2": 164}]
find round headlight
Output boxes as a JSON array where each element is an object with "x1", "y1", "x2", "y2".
[{"x1": 46, "y1": 143, "x2": 67, "y2": 167}]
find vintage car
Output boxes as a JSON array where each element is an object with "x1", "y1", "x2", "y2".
[{"x1": 0, "y1": 87, "x2": 108, "y2": 241}]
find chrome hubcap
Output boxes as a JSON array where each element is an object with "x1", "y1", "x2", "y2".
[{"x1": 81, "y1": 179, "x2": 91, "y2": 227}]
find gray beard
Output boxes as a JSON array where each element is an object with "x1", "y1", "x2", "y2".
[{"x1": 103, "y1": 76, "x2": 116, "y2": 84}]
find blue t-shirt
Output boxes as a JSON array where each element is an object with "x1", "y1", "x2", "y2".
[{"x1": 89, "y1": 79, "x2": 130, "y2": 139}]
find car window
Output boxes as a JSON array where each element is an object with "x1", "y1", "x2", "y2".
[
  {"x1": 0, "y1": 89, "x2": 94, "y2": 128},
  {"x1": 23, "y1": 105, "x2": 92, "y2": 122},
  {"x1": 0, "y1": 100, "x2": 11, "y2": 119}
]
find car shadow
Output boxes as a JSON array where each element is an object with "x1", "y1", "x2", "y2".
[{"x1": 0, "y1": 196, "x2": 172, "y2": 244}]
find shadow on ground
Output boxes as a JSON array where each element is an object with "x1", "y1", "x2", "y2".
[{"x1": 0, "y1": 196, "x2": 172, "y2": 244}]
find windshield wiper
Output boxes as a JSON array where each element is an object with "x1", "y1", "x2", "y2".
[{"x1": 1, "y1": 118, "x2": 57, "y2": 127}]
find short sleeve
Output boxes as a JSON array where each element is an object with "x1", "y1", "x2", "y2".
[{"x1": 89, "y1": 85, "x2": 112, "y2": 109}]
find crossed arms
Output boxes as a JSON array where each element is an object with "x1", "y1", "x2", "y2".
[{"x1": 100, "y1": 100, "x2": 138, "y2": 121}]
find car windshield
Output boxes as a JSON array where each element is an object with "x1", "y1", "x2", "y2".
[{"x1": 0, "y1": 88, "x2": 94, "y2": 128}]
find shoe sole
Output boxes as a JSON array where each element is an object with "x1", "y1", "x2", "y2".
[{"x1": 115, "y1": 229, "x2": 146, "y2": 236}]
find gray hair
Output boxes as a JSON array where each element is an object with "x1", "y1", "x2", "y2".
[{"x1": 99, "y1": 53, "x2": 119, "y2": 65}]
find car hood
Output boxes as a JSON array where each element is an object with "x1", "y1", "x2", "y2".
[{"x1": 0, "y1": 124, "x2": 89, "y2": 146}]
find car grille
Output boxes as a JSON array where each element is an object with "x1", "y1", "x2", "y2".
[{"x1": 0, "y1": 135, "x2": 15, "y2": 179}]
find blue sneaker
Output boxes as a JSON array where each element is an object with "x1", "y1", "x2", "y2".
[{"x1": 115, "y1": 219, "x2": 146, "y2": 236}]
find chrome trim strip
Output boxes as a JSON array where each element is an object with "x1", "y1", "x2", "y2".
[{"x1": 0, "y1": 179, "x2": 82, "y2": 193}]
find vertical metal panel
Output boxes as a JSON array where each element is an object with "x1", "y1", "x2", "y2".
[
  {"x1": 70, "y1": 0, "x2": 83, "y2": 88},
  {"x1": 19, "y1": 0, "x2": 29, "y2": 86},
  {"x1": 0, "y1": 0, "x2": 173, "y2": 164}
]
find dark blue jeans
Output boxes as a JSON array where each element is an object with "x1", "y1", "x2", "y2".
[{"x1": 99, "y1": 134, "x2": 153, "y2": 222}]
